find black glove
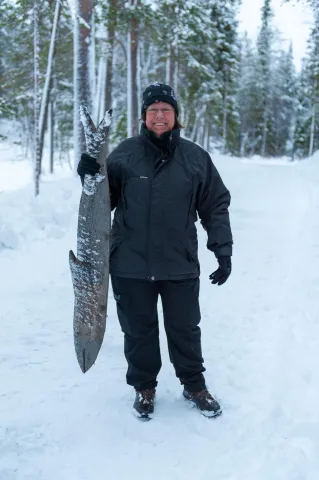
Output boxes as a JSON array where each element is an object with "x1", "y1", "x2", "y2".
[
  {"x1": 209, "y1": 256, "x2": 232, "y2": 286},
  {"x1": 77, "y1": 153, "x2": 101, "y2": 177}
]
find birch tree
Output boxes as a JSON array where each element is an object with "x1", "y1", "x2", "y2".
[
  {"x1": 97, "y1": 0, "x2": 118, "y2": 155},
  {"x1": 38, "y1": 0, "x2": 62, "y2": 167},
  {"x1": 73, "y1": 0, "x2": 94, "y2": 173},
  {"x1": 34, "y1": 0, "x2": 41, "y2": 196},
  {"x1": 126, "y1": 0, "x2": 141, "y2": 137}
]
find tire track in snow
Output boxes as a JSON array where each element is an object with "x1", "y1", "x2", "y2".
[
  {"x1": 197, "y1": 161, "x2": 319, "y2": 478},
  {"x1": 261, "y1": 164, "x2": 319, "y2": 479}
]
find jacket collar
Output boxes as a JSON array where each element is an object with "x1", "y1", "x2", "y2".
[{"x1": 140, "y1": 123, "x2": 180, "y2": 155}]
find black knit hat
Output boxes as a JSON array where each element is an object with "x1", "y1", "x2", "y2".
[{"x1": 141, "y1": 83, "x2": 179, "y2": 117}]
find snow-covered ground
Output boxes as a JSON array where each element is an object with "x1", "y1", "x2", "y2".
[{"x1": 1, "y1": 138, "x2": 319, "y2": 480}]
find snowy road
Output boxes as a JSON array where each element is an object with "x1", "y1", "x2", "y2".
[{"x1": 1, "y1": 156, "x2": 319, "y2": 480}]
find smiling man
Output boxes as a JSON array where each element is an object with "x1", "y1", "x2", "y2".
[
  {"x1": 144, "y1": 101, "x2": 175, "y2": 135},
  {"x1": 77, "y1": 83, "x2": 233, "y2": 420}
]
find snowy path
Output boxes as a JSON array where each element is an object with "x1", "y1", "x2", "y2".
[{"x1": 1, "y1": 157, "x2": 319, "y2": 480}]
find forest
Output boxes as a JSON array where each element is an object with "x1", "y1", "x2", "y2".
[{"x1": 1, "y1": 0, "x2": 318, "y2": 189}]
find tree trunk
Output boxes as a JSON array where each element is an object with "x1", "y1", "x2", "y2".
[
  {"x1": 74, "y1": 0, "x2": 94, "y2": 173},
  {"x1": 204, "y1": 123, "x2": 210, "y2": 151},
  {"x1": 104, "y1": 0, "x2": 117, "y2": 155},
  {"x1": 38, "y1": 0, "x2": 62, "y2": 169},
  {"x1": 79, "y1": 0, "x2": 94, "y2": 112},
  {"x1": 197, "y1": 117, "x2": 204, "y2": 147},
  {"x1": 222, "y1": 67, "x2": 229, "y2": 154},
  {"x1": 130, "y1": 0, "x2": 140, "y2": 136},
  {"x1": 205, "y1": 122, "x2": 212, "y2": 152},
  {"x1": 309, "y1": 103, "x2": 316, "y2": 157},
  {"x1": 261, "y1": 111, "x2": 268, "y2": 157},
  {"x1": 73, "y1": 0, "x2": 80, "y2": 174},
  {"x1": 137, "y1": 41, "x2": 142, "y2": 118},
  {"x1": 166, "y1": 46, "x2": 170, "y2": 84},
  {"x1": 34, "y1": 0, "x2": 41, "y2": 196},
  {"x1": 127, "y1": 30, "x2": 132, "y2": 137},
  {"x1": 222, "y1": 93, "x2": 227, "y2": 153},
  {"x1": 191, "y1": 107, "x2": 205, "y2": 143},
  {"x1": 240, "y1": 131, "x2": 248, "y2": 157},
  {"x1": 173, "y1": 40, "x2": 179, "y2": 94},
  {"x1": 288, "y1": 109, "x2": 296, "y2": 162},
  {"x1": 95, "y1": 54, "x2": 106, "y2": 125},
  {"x1": 48, "y1": 100, "x2": 54, "y2": 173},
  {"x1": 169, "y1": 45, "x2": 175, "y2": 87},
  {"x1": 140, "y1": 41, "x2": 153, "y2": 88},
  {"x1": 89, "y1": 10, "x2": 96, "y2": 103}
]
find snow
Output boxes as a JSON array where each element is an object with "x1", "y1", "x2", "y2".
[{"x1": 1, "y1": 134, "x2": 319, "y2": 479}]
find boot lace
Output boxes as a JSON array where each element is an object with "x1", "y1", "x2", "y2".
[
  {"x1": 136, "y1": 388, "x2": 156, "y2": 404},
  {"x1": 191, "y1": 389, "x2": 216, "y2": 404}
]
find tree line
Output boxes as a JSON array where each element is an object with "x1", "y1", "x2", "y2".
[{"x1": 1, "y1": 0, "x2": 318, "y2": 192}]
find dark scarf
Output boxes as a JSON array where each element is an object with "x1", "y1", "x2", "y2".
[{"x1": 140, "y1": 122, "x2": 180, "y2": 156}]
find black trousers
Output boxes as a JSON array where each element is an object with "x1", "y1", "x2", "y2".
[{"x1": 111, "y1": 276, "x2": 206, "y2": 392}]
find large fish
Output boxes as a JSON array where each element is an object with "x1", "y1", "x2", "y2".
[{"x1": 69, "y1": 106, "x2": 112, "y2": 373}]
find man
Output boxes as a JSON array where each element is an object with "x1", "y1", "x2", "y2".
[{"x1": 77, "y1": 83, "x2": 233, "y2": 420}]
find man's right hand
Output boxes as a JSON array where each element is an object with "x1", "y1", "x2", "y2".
[{"x1": 77, "y1": 153, "x2": 101, "y2": 177}]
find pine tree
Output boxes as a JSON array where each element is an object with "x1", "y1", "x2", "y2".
[
  {"x1": 293, "y1": 62, "x2": 311, "y2": 158},
  {"x1": 208, "y1": 0, "x2": 241, "y2": 154},
  {"x1": 294, "y1": 13, "x2": 319, "y2": 158},
  {"x1": 257, "y1": 0, "x2": 273, "y2": 157},
  {"x1": 2, "y1": 0, "x2": 318, "y2": 161},
  {"x1": 306, "y1": 14, "x2": 319, "y2": 156},
  {"x1": 237, "y1": 34, "x2": 262, "y2": 156},
  {"x1": 269, "y1": 43, "x2": 296, "y2": 157}
]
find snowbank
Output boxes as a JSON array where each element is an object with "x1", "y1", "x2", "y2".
[
  {"x1": 0, "y1": 125, "x2": 80, "y2": 251},
  {"x1": 0, "y1": 175, "x2": 80, "y2": 251}
]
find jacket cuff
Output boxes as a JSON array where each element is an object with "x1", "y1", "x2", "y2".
[{"x1": 209, "y1": 245, "x2": 233, "y2": 258}]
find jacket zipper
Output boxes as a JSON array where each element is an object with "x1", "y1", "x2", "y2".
[{"x1": 147, "y1": 153, "x2": 169, "y2": 280}]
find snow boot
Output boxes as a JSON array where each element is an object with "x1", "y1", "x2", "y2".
[
  {"x1": 133, "y1": 388, "x2": 156, "y2": 420},
  {"x1": 183, "y1": 389, "x2": 222, "y2": 418}
]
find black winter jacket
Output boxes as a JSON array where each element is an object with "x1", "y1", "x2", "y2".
[{"x1": 107, "y1": 125, "x2": 233, "y2": 281}]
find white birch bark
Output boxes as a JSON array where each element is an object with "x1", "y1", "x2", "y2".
[
  {"x1": 73, "y1": 0, "x2": 81, "y2": 174},
  {"x1": 95, "y1": 55, "x2": 106, "y2": 125},
  {"x1": 34, "y1": 0, "x2": 41, "y2": 196},
  {"x1": 38, "y1": 0, "x2": 62, "y2": 157},
  {"x1": 137, "y1": 41, "x2": 141, "y2": 120},
  {"x1": 39, "y1": 0, "x2": 62, "y2": 146},
  {"x1": 166, "y1": 47, "x2": 170, "y2": 84},
  {"x1": 127, "y1": 30, "x2": 132, "y2": 137},
  {"x1": 48, "y1": 100, "x2": 54, "y2": 173},
  {"x1": 222, "y1": 93, "x2": 228, "y2": 153},
  {"x1": 173, "y1": 40, "x2": 179, "y2": 94},
  {"x1": 89, "y1": 9, "x2": 96, "y2": 103}
]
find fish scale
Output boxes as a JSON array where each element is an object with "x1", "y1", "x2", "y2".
[{"x1": 69, "y1": 106, "x2": 112, "y2": 373}]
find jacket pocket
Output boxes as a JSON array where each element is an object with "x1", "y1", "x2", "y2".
[{"x1": 180, "y1": 234, "x2": 200, "y2": 269}]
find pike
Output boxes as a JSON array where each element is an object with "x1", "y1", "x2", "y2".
[{"x1": 69, "y1": 106, "x2": 112, "y2": 373}]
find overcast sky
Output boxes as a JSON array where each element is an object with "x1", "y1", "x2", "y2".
[{"x1": 238, "y1": 0, "x2": 314, "y2": 70}]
